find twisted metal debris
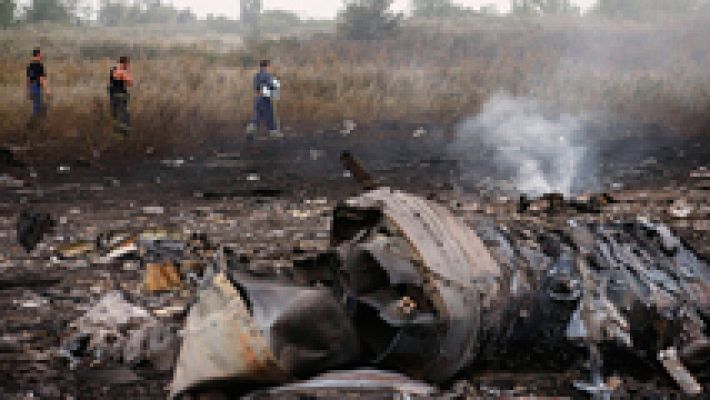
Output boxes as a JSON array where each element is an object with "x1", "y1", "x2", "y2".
[{"x1": 167, "y1": 153, "x2": 709, "y2": 398}]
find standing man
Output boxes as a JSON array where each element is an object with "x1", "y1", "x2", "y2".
[
  {"x1": 26, "y1": 48, "x2": 51, "y2": 121},
  {"x1": 247, "y1": 59, "x2": 281, "y2": 138},
  {"x1": 109, "y1": 56, "x2": 133, "y2": 135}
]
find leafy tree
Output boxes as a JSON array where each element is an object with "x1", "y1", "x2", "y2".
[
  {"x1": 176, "y1": 8, "x2": 195, "y2": 24},
  {"x1": 479, "y1": 3, "x2": 501, "y2": 15},
  {"x1": 510, "y1": 0, "x2": 535, "y2": 15},
  {"x1": 98, "y1": 1, "x2": 129, "y2": 26},
  {"x1": 25, "y1": 0, "x2": 72, "y2": 23},
  {"x1": 240, "y1": 0, "x2": 261, "y2": 25},
  {"x1": 511, "y1": 0, "x2": 579, "y2": 16},
  {"x1": 259, "y1": 10, "x2": 300, "y2": 33},
  {"x1": 411, "y1": 0, "x2": 461, "y2": 17},
  {"x1": 338, "y1": 0, "x2": 402, "y2": 40},
  {"x1": 536, "y1": 0, "x2": 579, "y2": 14},
  {"x1": 98, "y1": 0, "x2": 196, "y2": 26},
  {"x1": 203, "y1": 14, "x2": 238, "y2": 33},
  {"x1": 593, "y1": 0, "x2": 643, "y2": 17},
  {"x1": 593, "y1": 0, "x2": 701, "y2": 18},
  {"x1": 139, "y1": 0, "x2": 179, "y2": 24},
  {"x1": 241, "y1": 0, "x2": 261, "y2": 38},
  {"x1": 0, "y1": 0, "x2": 15, "y2": 27}
]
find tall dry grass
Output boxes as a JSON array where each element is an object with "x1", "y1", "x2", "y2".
[{"x1": 0, "y1": 16, "x2": 709, "y2": 161}]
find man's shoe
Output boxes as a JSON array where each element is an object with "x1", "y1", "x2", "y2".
[
  {"x1": 246, "y1": 123, "x2": 256, "y2": 134},
  {"x1": 268, "y1": 130, "x2": 283, "y2": 138}
]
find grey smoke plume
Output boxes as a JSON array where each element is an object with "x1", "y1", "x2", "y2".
[{"x1": 450, "y1": 93, "x2": 593, "y2": 196}]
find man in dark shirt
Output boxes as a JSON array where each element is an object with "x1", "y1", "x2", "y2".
[
  {"x1": 26, "y1": 48, "x2": 51, "y2": 118},
  {"x1": 108, "y1": 56, "x2": 133, "y2": 135},
  {"x1": 247, "y1": 60, "x2": 281, "y2": 138}
]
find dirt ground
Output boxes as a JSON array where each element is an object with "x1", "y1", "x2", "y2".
[{"x1": 0, "y1": 126, "x2": 708, "y2": 399}]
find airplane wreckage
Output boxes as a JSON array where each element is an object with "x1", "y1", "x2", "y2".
[{"x1": 166, "y1": 152, "x2": 709, "y2": 398}]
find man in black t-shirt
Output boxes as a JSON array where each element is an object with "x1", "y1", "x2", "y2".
[{"x1": 26, "y1": 48, "x2": 51, "y2": 117}]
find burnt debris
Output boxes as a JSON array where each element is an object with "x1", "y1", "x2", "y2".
[
  {"x1": 16, "y1": 209, "x2": 55, "y2": 253},
  {"x1": 165, "y1": 153, "x2": 709, "y2": 398},
  {"x1": 1, "y1": 147, "x2": 708, "y2": 399}
]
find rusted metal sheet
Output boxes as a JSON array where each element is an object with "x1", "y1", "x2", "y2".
[
  {"x1": 170, "y1": 273, "x2": 285, "y2": 398},
  {"x1": 170, "y1": 272, "x2": 359, "y2": 398}
]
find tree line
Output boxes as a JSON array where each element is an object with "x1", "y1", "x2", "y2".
[
  {"x1": 338, "y1": 0, "x2": 710, "y2": 39},
  {"x1": 411, "y1": 0, "x2": 710, "y2": 18},
  {"x1": 0, "y1": 0, "x2": 197, "y2": 27},
  {"x1": 2, "y1": 0, "x2": 710, "y2": 30}
]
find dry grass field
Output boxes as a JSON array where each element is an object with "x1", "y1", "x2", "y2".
[{"x1": 1, "y1": 16, "x2": 709, "y2": 161}]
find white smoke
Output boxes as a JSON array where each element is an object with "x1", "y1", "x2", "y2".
[{"x1": 450, "y1": 93, "x2": 592, "y2": 196}]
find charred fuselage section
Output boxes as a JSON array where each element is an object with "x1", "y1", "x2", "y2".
[{"x1": 473, "y1": 217, "x2": 709, "y2": 395}]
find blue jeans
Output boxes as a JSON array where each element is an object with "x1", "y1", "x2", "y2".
[
  {"x1": 29, "y1": 82, "x2": 43, "y2": 116},
  {"x1": 250, "y1": 96, "x2": 276, "y2": 131}
]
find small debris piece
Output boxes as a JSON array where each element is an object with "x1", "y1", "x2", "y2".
[
  {"x1": 669, "y1": 201, "x2": 692, "y2": 219},
  {"x1": 62, "y1": 292, "x2": 153, "y2": 365},
  {"x1": 412, "y1": 127, "x2": 427, "y2": 138},
  {"x1": 56, "y1": 241, "x2": 96, "y2": 259},
  {"x1": 142, "y1": 206, "x2": 165, "y2": 215},
  {"x1": 0, "y1": 146, "x2": 25, "y2": 168},
  {"x1": 397, "y1": 296, "x2": 417, "y2": 315},
  {"x1": 0, "y1": 174, "x2": 24, "y2": 187},
  {"x1": 16, "y1": 210, "x2": 55, "y2": 252},
  {"x1": 178, "y1": 259, "x2": 206, "y2": 274},
  {"x1": 153, "y1": 305, "x2": 186, "y2": 318},
  {"x1": 123, "y1": 323, "x2": 177, "y2": 371},
  {"x1": 61, "y1": 291, "x2": 179, "y2": 373},
  {"x1": 99, "y1": 237, "x2": 138, "y2": 263},
  {"x1": 606, "y1": 376, "x2": 623, "y2": 391},
  {"x1": 309, "y1": 148, "x2": 324, "y2": 161},
  {"x1": 340, "y1": 151, "x2": 377, "y2": 190},
  {"x1": 658, "y1": 347, "x2": 703, "y2": 395},
  {"x1": 341, "y1": 119, "x2": 357, "y2": 135},
  {"x1": 144, "y1": 262, "x2": 183, "y2": 292},
  {"x1": 161, "y1": 159, "x2": 185, "y2": 168}
]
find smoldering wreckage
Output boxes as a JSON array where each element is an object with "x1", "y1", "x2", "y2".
[{"x1": 13, "y1": 153, "x2": 710, "y2": 399}]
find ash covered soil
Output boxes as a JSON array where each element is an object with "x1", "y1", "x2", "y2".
[{"x1": 0, "y1": 124, "x2": 709, "y2": 399}]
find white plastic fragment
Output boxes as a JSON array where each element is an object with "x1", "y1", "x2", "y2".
[
  {"x1": 142, "y1": 206, "x2": 165, "y2": 215},
  {"x1": 658, "y1": 347, "x2": 703, "y2": 395}
]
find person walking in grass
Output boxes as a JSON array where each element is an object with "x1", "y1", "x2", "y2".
[
  {"x1": 26, "y1": 48, "x2": 51, "y2": 124},
  {"x1": 247, "y1": 59, "x2": 281, "y2": 138},
  {"x1": 108, "y1": 56, "x2": 133, "y2": 135}
]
